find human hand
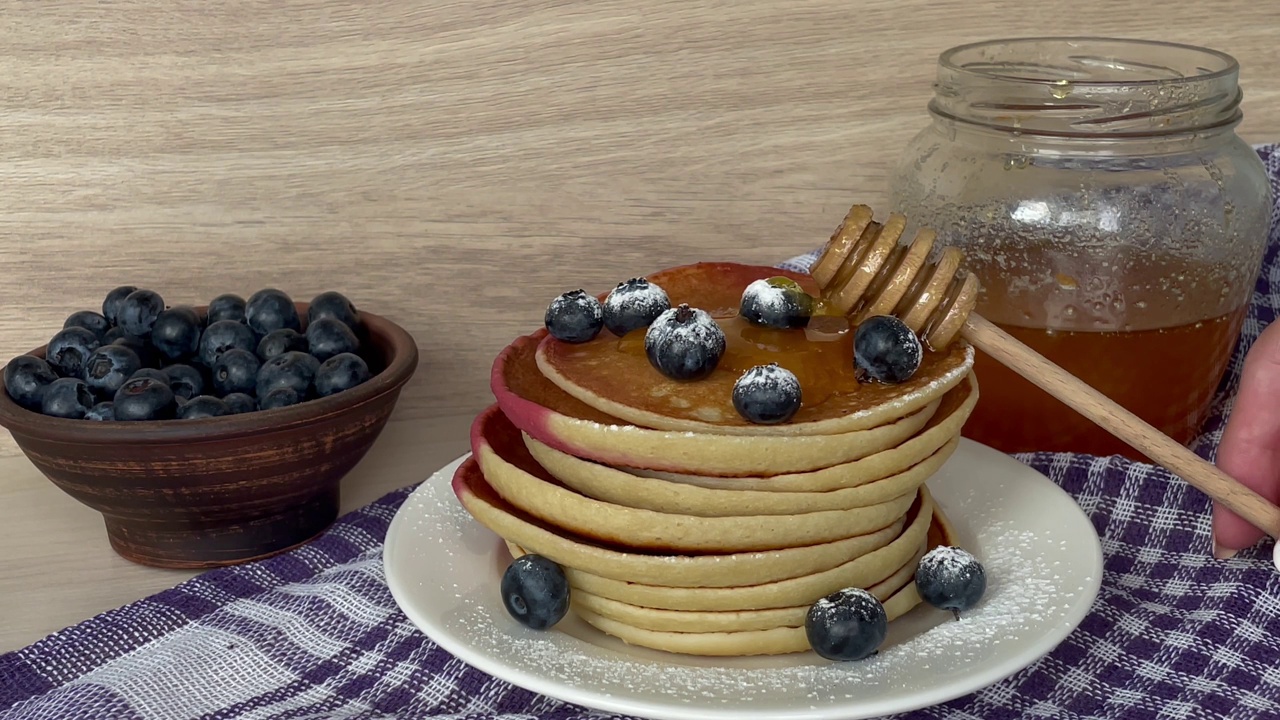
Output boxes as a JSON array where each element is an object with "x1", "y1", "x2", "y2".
[{"x1": 1212, "y1": 319, "x2": 1280, "y2": 562}]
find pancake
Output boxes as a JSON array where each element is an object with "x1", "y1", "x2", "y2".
[
  {"x1": 527, "y1": 429, "x2": 957, "y2": 517},
  {"x1": 535, "y1": 262, "x2": 974, "y2": 435},
  {"x1": 534, "y1": 546, "x2": 925, "y2": 634},
  {"x1": 619, "y1": 372, "x2": 977, "y2": 487},
  {"x1": 547, "y1": 489, "x2": 934, "y2": 612},
  {"x1": 451, "y1": 456, "x2": 908, "y2": 588},
  {"x1": 493, "y1": 329, "x2": 942, "y2": 475},
  {"x1": 471, "y1": 404, "x2": 919, "y2": 552}
]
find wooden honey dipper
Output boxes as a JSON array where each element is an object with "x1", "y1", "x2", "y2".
[{"x1": 812, "y1": 204, "x2": 1280, "y2": 541}]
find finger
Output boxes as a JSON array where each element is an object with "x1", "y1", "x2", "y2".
[{"x1": 1213, "y1": 320, "x2": 1280, "y2": 552}]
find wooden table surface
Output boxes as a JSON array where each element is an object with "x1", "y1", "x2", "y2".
[{"x1": 2, "y1": 1, "x2": 1279, "y2": 653}]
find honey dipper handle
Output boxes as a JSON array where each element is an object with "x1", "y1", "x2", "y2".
[{"x1": 962, "y1": 313, "x2": 1280, "y2": 540}]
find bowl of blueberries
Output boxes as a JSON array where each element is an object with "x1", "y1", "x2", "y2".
[{"x1": 0, "y1": 286, "x2": 418, "y2": 568}]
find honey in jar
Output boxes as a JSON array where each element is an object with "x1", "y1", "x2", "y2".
[{"x1": 889, "y1": 37, "x2": 1272, "y2": 458}]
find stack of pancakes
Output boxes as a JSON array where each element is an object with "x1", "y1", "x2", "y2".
[{"x1": 452, "y1": 261, "x2": 978, "y2": 656}]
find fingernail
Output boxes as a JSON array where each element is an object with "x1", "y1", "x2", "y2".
[{"x1": 1212, "y1": 530, "x2": 1239, "y2": 560}]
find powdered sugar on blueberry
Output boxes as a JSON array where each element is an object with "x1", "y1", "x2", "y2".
[
  {"x1": 603, "y1": 278, "x2": 671, "y2": 337},
  {"x1": 740, "y1": 277, "x2": 814, "y2": 329},
  {"x1": 644, "y1": 304, "x2": 726, "y2": 381},
  {"x1": 732, "y1": 363, "x2": 802, "y2": 424}
]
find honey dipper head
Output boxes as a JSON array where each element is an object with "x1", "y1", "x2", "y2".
[{"x1": 811, "y1": 204, "x2": 979, "y2": 350}]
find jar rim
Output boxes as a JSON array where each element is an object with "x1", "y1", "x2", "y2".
[{"x1": 938, "y1": 36, "x2": 1239, "y2": 88}]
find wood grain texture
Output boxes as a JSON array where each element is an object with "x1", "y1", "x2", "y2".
[{"x1": 1, "y1": 0, "x2": 1278, "y2": 650}]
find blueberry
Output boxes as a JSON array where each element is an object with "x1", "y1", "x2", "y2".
[
  {"x1": 644, "y1": 304, "x2": 725, "y2": 381},
  {"x1": 306, "y1": 317, "x2": 360, "y2": 362},
  {"x1": 915, "y1": 546, "x2": 987, "y2": 620},
  {"x1": 176, "y1": 395, "x2": 231, "y2": 419},
  {"x1": 108, "y1": 333, "x2": 157, "y2": 369},
  {"x1": 150, "y1": 307, "x2": 202, "y2": 363},
  {"x1": 257, "y1": 328, "x2": 307, "y2": 362},
  {"x1": 211, "y1": 348, "x2": 260, "y2": 396},
  {"x1": 40, "y1": 377, "x2": 96, "y2": 419},
  {"x1": 119, "y1": 289, "x2": 166, "y2": 338},
  {"x1": 255, "y1": 350, "x2": 319, "y2": 400},
  {"x1": 500, "y1": 554, "x2": 570, "y2": 630},
  {"x1": 854, "y1": 315, "x2": 923, "y2": 384},
  {"x1": 128, "y1": 367, "x2": 170, "y2": 385},
  {"x1": 46, "y1": 327, "x2": 102, "y2": 378},
  {"x1": 732, "y1": 363, "x2": 802, "y2": 424},
  {"x1": 113, "y1": 377, "x2": 176, "y2": 421},
  {"x1": 314, "y1": 352, "x2": 371, "y2": 397},
  {"x1": 85, "y1": 401, "x2": 115, "y2": 421},
  {"x1": 81, "y1": 344, "x2": 142, "y2": 399},
  {"x1": 102, "y1": 285, "x2": 138, "y2": 326},
  {"x1": 198, "y1": 320, "x2": 258, "y2": 368},
  {"x1": 805, "y1": 587, "x2": 888, "y2": 662},
  {"x1": 602, "y1": 278, "x2": 671, "y2": 337},
  {"x1": 63, "y1": 310, "x2": 111, "y2": 342},
  {"x1": 740, "y1": 277, "x2": 814, "y2": 329},
  {"x1": 245, "y1": 288, "x2": 301, "y2": 337},
  {"x1": 308, "y1": 291, "x2": 361, "y2": 331},
  {"x1": 207, "y1": 293, "x2": 247, "y2": 325},
  {"x1": 222, "y1": 392, "x2": 257, "y2": 414},
  {"x1": 258, "y1": 386, "x2": 302, "y2": 410},
  {"x1": 544, "y1": 290, "x2": 603, "y2": 343},
  {"x1": 3, "y1": 356, "x2": 58, "y2": 411},
  {"x1": 163, "y1": 364, "x2": 205, "y2": 403}
]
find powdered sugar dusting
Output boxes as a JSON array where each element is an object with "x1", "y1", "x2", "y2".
[
  {"x1": 603, "y1": 278, "x2": 671, "y2": 336},
  {"x1": 644, "y1": 306, "x2": 727, "y2": 358},
  {"x1": 741, "y1": 279, "x2": 793, "y2": 317}
]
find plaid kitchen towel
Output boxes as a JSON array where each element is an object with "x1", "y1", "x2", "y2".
[{"x1": 4, "y1": 149, "x2": 1280, "y2": 720}]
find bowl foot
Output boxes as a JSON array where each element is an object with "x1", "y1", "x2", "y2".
[{"x1": 102, "y1": 487, "x2": 340, "y2": 569}]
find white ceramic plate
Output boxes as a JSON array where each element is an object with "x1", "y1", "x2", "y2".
[{"x1": 384, "y1": 439, "x2": 1104, "y2": 720}]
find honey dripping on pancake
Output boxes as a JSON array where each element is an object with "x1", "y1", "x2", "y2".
[{"x1": 616, "y1": 304, "x2": 858, "y2": 406}]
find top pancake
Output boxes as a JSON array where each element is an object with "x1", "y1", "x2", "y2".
[{"x1": 536, "y1": 262, "x2": 974, "y2": 435}]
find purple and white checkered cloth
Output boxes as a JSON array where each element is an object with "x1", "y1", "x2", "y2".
[{"x1": 5, "y1": 149, "x2": 1280, "y2": 720}]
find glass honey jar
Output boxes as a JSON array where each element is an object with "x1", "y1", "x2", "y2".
[{"x1": 888, "y1": 37, "x2": 1272, "y2": 459}]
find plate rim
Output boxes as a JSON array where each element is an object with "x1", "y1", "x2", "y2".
[{"x1": 384, "y1": 439, "x2": 1104, "y2": 720}]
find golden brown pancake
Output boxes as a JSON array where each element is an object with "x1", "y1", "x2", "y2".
[{"x1": 535, "y1": 262, "x2": 974, "y2": 436}]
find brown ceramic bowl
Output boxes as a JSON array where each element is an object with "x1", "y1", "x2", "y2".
[{"x1": 0, "y1": 303, "x2": 418, "y2": 569}]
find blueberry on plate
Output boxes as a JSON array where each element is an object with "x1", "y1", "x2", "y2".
[
  {"x1": 222, "y1": 392, "x2": 257, "y2": 414},
  {"x1": 500, "y1": 554, "x2": 570, "y2": 630},
  {"x1": 211, "y1": 348, "x2": 260, "y2": 397},
  {"x1": 915, "y1": 546, "x2": 987, "y2": 620},
  {"x1": 163, "y1": 364, "x2": 206, "y2": 403},
  {"x1": 314, "y1": 352, "x2": 371, "y2": 397},
  {"x1": 198, "y1": 320, "x2": 258, "y2": 368},
  {"x1": 732, "y1": 363, "x2": 802, "y2": 424},
  {"x1": 63, "y1": 310, "x2": 111, "y2": 342},
  {"x1": 119, "y1": 289, "x2": 166, "y2": 338},
  {"x1": 128, "y1": 367, "x2": 170, "y2": 385},
  {"x1": 3, "y1": 355, "x2": 58, "y2": 411},
  {"x1": 602, "y1": 277, "x2": 670, "y2": 337},
  {"x1": 255, "y1": 350, "x2": 319, "y2": 400},
  {"x1": 150, "y1": 307, "x2": 202, "y2": 363},
  {"x1": 102, "y1": 285, "x2": 138, "y2": 327},
  {"x1": 644, "y1": 304, "x2": 726, "y2": 381},
  {"x1": 207, "y1": 293, "x2": 247, "y2": 325},
  {"x1": 245, "y1": 288, "x2": 301, "y2": 337},
  {"x1": 113, "y1": 377, "x2": 176, "y2": 421},
  {"x1": 256, "y1": 328, "x2": 307, "y2": 362},
  {"x1": 82, "y1": 344, "x2": 142, "y2": 398},
  {"x1": 40, "y1": 377, "x2": 96, "y2": 419},
  {"x1": 46, "y1": 327, "x2": 102, "y2": 379},
  {"x1": 805, "y1": 587, "x2": 888, "y2": 662},
  {"x1": 258, "y1": 386, "x2": 302, "y2": 410},
  {"x1": 740, "y1": 277, "x2": 814, "y2": 329},
  {"x1": 85, "y1": 401, "x2": 115, "y2": 421},
  {"x1": 544, "y1": 290, "x2": 603, "y2": 343},
  {"x1": 176, "y1": 395, "x2": 231, "y2": 419},
  {"x1": 308, "y1": 291, "x2": 361, "y2": 331},
  {"x1": 854, "y1": 315, "x2": 923, "y2": 384},
  {"x1": 306, "y1": 317, "x2": 360, "y2": 362}
]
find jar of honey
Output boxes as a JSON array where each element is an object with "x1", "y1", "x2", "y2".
[{"x1": 888, "y1": 37, "x2": 1273, "y2": 459}]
